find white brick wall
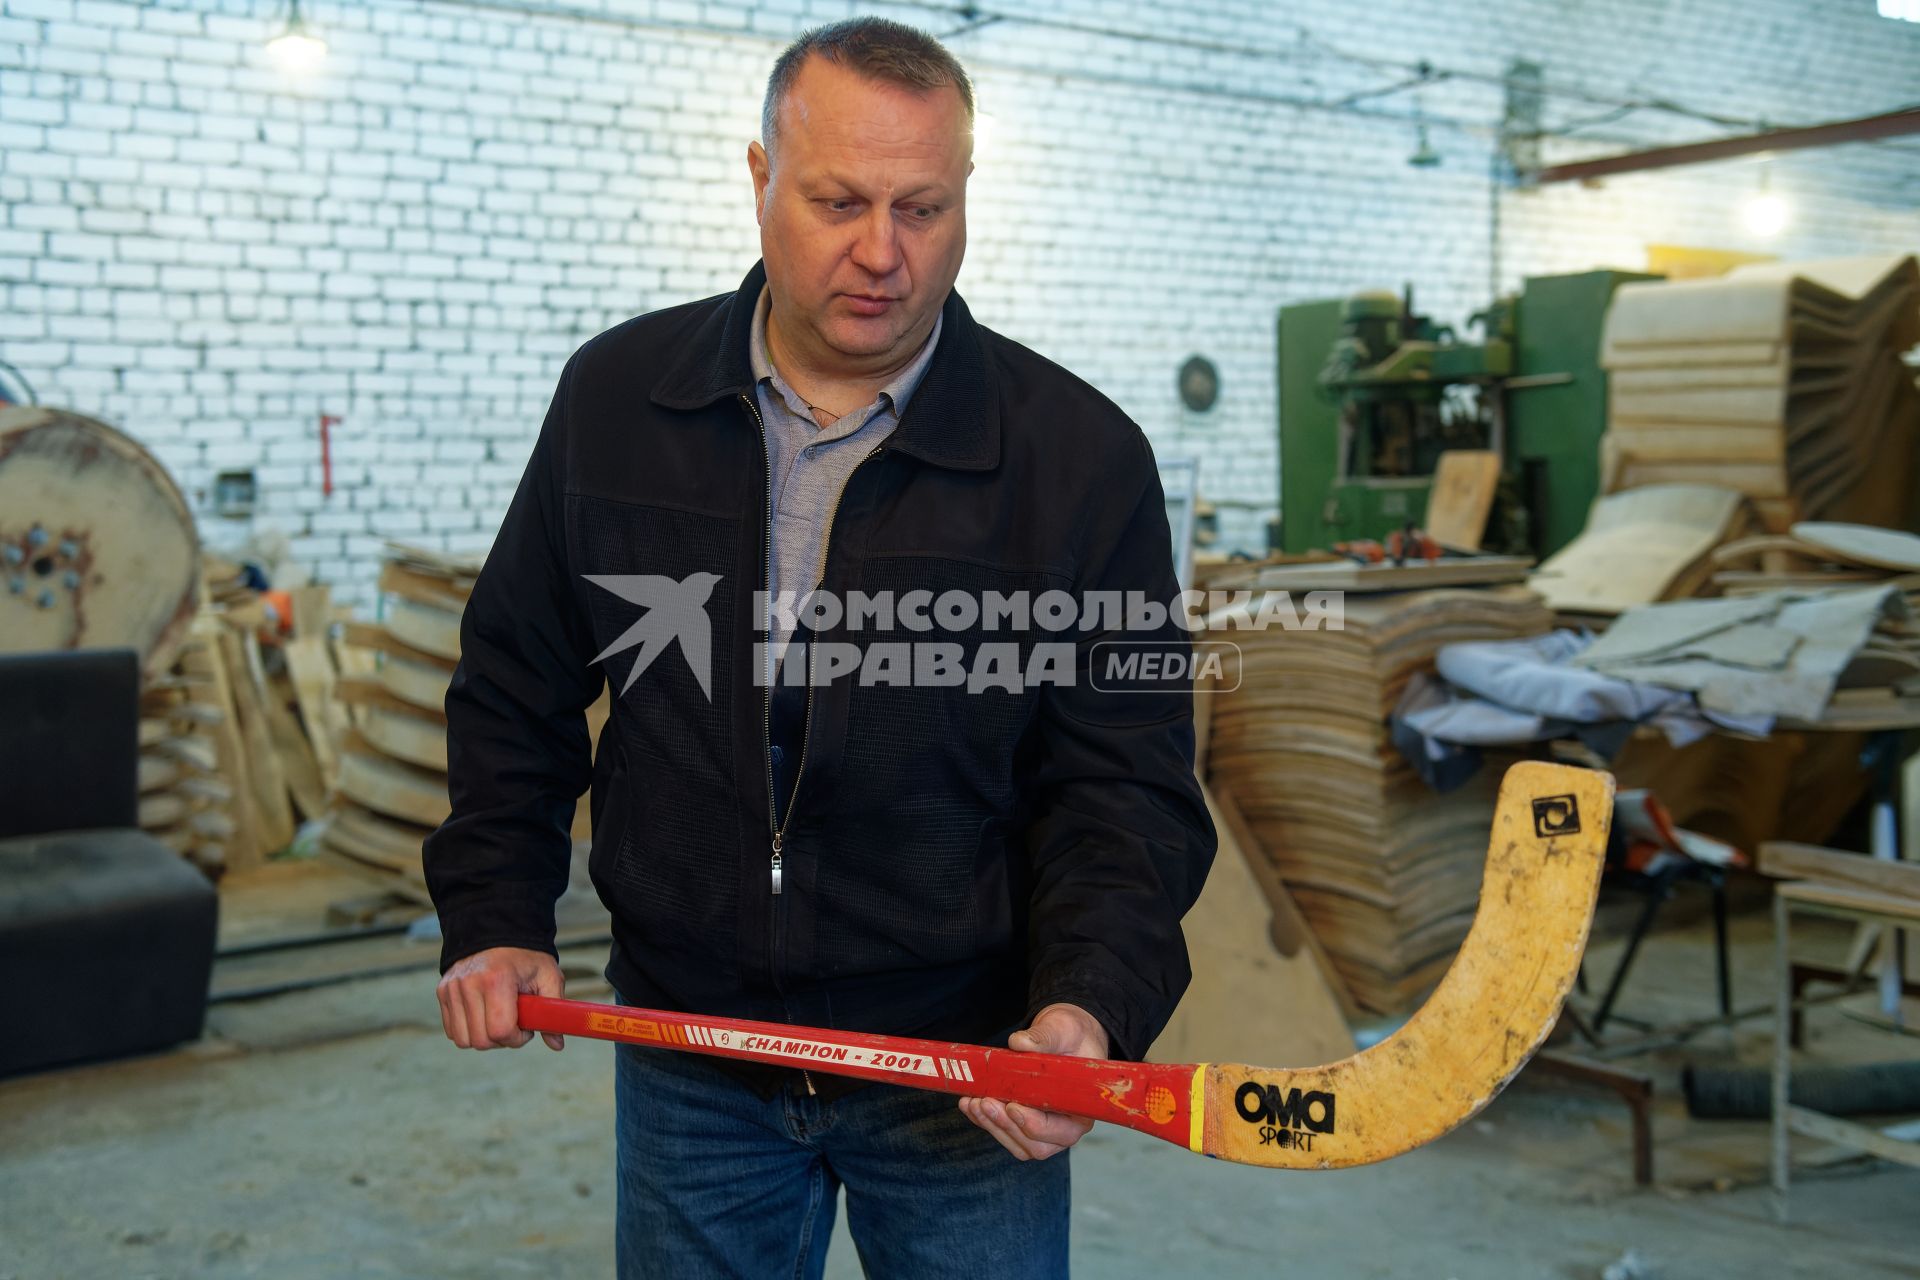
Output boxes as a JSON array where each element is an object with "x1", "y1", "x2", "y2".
[{"x1": 3, "y1": 0, "x2": 1918, "y2": 603}]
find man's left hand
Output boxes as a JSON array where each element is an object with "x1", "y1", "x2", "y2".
[{"x1": 958, "y1": 1003, "x2": 1110, "y2": 1161}]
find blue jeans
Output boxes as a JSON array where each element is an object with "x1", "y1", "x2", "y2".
[{"x1": 612, "y1": 1001, "x2": 1071, "y2": 1279}]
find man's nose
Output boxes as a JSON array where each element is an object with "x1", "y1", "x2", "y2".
[{"x1": 848, "y1": 206, "x2": 904, "y2": 278}]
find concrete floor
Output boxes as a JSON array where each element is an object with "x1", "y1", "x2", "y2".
[{"x1": 2, "y1": 867, "x2": 1917, "y2": 1279}]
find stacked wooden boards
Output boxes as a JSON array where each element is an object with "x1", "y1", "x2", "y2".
[
  {"x1": 320, "y1": 543, "x2": 608, "y2": 902},
  {"x1": 1712, "y1": 523, "x2": 1920, "y2": 729},
  {"x1": 1712, "y1": 522, "x2": 1920, "y2": 601},
  {"x1": 135, "y1": 563, "x2": 347, "y2": 875},
  {"x1": 1599, "y1": 254, "x2": 1920, "y2": 531},
  {"x1": 319, "y1": 543, "x2": 477, "y2": 903},
  {"x1": 1204, "y1": 586, "x2": 1553, "y2": 1013},
  {"x1": 1203, "y1": 553, "x2": 1532, "y2": 595},
  {"x1": 136, "y1": 643, "x2": 235, "y2": 876}
]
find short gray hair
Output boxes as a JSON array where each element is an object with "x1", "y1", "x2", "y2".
[{"x1": 761, "y1": 18, "x2": 975, "y2": 162}]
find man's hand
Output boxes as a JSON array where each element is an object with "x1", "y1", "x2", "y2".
[
  {"x1": 436, "y1": 945, "x2": 566, "y2": 1051},
  {"x1": 958, "y1": 1003, "x2": 1110, "y2": 1161}
]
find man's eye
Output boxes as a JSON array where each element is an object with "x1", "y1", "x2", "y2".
[
  {"x1": 824, "y1": 199, "x2": 856, "y2": 213},
  {"x1": 903, "y1": 206, "x2": 936, "y2": 221}
]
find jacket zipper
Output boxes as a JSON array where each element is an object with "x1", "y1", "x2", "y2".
[
  {"x1": 744, "y1": 390, "x2": 888, "y2": 888},
  {"x1": 743, "y1": 393, "x2": 784, "y2": 899},
  {"x1": 742, "y1": 390, "x2": 885, "y2": 1097}
]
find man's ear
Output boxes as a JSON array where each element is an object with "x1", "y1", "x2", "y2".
[{"x1": 748, "y1": 140, "x2": 771, "y2": 223}]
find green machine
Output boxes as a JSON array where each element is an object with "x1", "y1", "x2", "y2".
[{"x1": 1274, "y1": 269, "x2": 1659, "y2": 559}]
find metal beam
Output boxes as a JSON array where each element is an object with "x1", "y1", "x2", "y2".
[{"x1": 1528, "y1": 106, "x2": 1920, "y2": 185}]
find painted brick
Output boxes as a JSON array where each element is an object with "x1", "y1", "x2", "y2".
[{"x1": 1, "y1": 0, "x2": 1914, "y2": 597}]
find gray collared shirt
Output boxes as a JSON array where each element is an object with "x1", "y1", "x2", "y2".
[{"x1": 749, "y1": 284, "x2": 941, "y2": 661}]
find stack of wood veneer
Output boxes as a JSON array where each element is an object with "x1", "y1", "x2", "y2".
[{"x1": 1205, "y1": 586, "x2": 1552, "y2": 1013}]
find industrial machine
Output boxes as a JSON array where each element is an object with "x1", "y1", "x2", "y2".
[{"x1": 1274, "y1": 270, "x2": 1658, "y2": 559}]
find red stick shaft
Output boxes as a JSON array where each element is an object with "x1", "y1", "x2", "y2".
[{"x1": 519, "y1": 995, "x2": 1198, "y2": 1149}]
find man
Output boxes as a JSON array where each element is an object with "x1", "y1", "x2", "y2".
[{"x1": 426, "y1": 17, "x2": 1214, "y2": 1278}]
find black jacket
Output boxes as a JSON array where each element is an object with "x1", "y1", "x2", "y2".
[{"x1": 425, "y1": 261, "x2": 1216, "y2": 1082}]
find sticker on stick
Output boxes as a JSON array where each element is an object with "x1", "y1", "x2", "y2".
[{"x1": 1531, "y1": 794, "x2": 1581, "y2": 837}]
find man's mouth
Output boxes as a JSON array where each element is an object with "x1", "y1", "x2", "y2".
[{"x1": 841, "y1": 294, "x2": 896, "y2": 316}]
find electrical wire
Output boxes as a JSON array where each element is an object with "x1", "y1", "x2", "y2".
[
  {"x1": 855, "y1": 0, "x2": 1818, "y2": 134},
  {"x1": 351, "y1": 1, "x2": 1919, "y2": 154}
]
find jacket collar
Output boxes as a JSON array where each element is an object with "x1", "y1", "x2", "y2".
[{"x1": 650, "y1": 259, "x2": 1000, "y2": 472}]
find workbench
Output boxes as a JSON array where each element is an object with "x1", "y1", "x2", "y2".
[{"x1": 1771, "y1": 876, "x2": 1920, "y2": 1220}]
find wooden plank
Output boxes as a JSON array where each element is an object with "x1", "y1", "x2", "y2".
[
  {"x1": 152, "y1": 734, "x2": 218, "y2": 774},
  {"x1": 336, "y1": 733, "x2": 450, "y2": 827},
  {"x1": 1759, "y1": 841, "x2": 1920, "y2": 901},
  {"x1": 1777, "y1": 879, "x2": 1920, "y2": 926},
  {"x1": 313, "y1": 847, "x2": 436, "y2": 906},
  {"x1": 263, "y1": 675, "x2": 327, "y2": 822},
  {"x1": 1606, "y1": 424, "x2": 1785, "y2": 462},
  {"x1": 1220, "y1": 556, "x2": 1533, "y2": 594},
  {"x1": 1151, "y1": 783, "x2": 1355, "y2": 1068},
  {"x1": 339, "y1": 620, "x2": 459, "y2": 672},
  {"x1": 1530, "y1": 484, "x2": 1749, "y2": 615},
  {"x1": 1709, "y1": 534, "x2": 1824, "y2": 568},
  {"x1": 284, "y1": 634, "x2": 343, "y2": 787},
  {"x1": 384, "y1": 596, "x2": 462, "y2": 661},
  {"x1": 137, "y1": 792, "x2": 190, "y2": 830},
  {"x1": 337, "y1": 675, "x2": 448, "y2": 725},
  {"x1": 330, "y1": 800, "x2": 435, "y2": 859},
  {"x1": 220, "y1": 624, "x2": 295, "y2": 857},
  {"x1": 359, "y1": 705, "x2": 448, "y2": 772},
  {"x1": 286, "y1": 584, "x2": 344, "y2": 787},
  {"x1": 1786, "y1": 1106, "x2": 1920, "y2": 1169},
  {"x1": 382, "y1": 539, "x2": 482, "y2": 587},
  {"x1": 1207, "y1": 782, "x2": 1361, "y2": 1021},
  {"x1": 1904, "y1": 752, "x2": 1920, "y2": 868},
  {"x1": 379, "y1": 560, "x2": 471, "y2": 612},
  {"x1": 184, "y1": 612, "x2": 263, "y2": 870},
  {"x1": 321, "y1": 823, "x2": 425, "y2": 882},
  {"x1": 1791, "y1": 522, "x2": 1920, "y2": 573},
  {"x1": 138, "y1": 754, "x2": 181, "y2": 793},
  {"x1": 1425, "y1": 450, "x2": 1501, "y2": 552},
  {"x1": 1609, "y1": 457, "x2": 1788, "y2": 495},
  {"x1": 375, "y1": 654, "x2": 453, "y2": 712}
]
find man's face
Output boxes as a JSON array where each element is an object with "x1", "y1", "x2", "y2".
[{"x1": 749, "y1": 57, "x2": 972, "y2": 371}]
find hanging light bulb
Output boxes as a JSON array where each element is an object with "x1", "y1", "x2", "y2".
[
  {"x1": 1407, "y1": 88, "x2": 1440, "y2": 168},
  {"x1": 267, "y1": 0, "x2": 327, "y2": 74},
  {"x1": 1407, "y1": 119, "x2": 1440, "y2": 168},
  {"x1": 1740, "y1": 161, "x2": 1791, "y2": 238}
]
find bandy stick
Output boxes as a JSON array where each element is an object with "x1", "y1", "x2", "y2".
[{"x1": 520, "y1": 760, "x2": 1612, "y2": 1169}]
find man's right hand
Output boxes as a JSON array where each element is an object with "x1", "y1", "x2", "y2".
[{"x1": 436, "y1": 945, "x2": 567, "y2": 1051}]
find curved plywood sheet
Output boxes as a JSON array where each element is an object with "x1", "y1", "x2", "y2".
[
  {"x1": 360, "y1": 705, "x2": 448, "y2": 772},
  {"x1": 385, "y1": 597, "x2": 462, "y2": 662},
  {"x1": 377, "y1": 653, "x2": 452, "y2": 711},
  {"x1": 336, "y1": 738, "x2": 450, "y2": 828}
]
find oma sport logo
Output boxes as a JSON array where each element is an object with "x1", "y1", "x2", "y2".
[{"x1": 1234, "y1": 1081, "x2": 1336, "y2": 1152}]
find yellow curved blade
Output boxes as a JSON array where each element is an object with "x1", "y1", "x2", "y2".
[{"x1": 1198, "y1": 760, "x2": 1612, "y2": 1168}]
